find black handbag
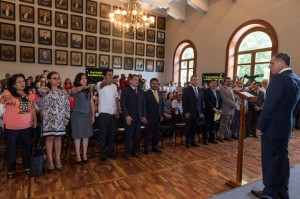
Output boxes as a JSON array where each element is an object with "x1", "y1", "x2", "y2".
[{"x1": 30, "y1": 125, "x2": 44, "y2": 177}]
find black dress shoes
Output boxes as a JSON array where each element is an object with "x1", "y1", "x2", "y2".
[
  {"x1": 125, "y1": 155, "x2": 131, "y2": 160},
  {"x1": 209, "y1": 140, "x2": 218, "y2": 144},
  {"x1": 186, "y1": 144, "x2": 191, "y2": 148},
  {"x1": 224, "y1": 137, "x2": 233, "y2": 141},
  {"x1": 144, "y1": 149, "x2": 149, "y2": 155},
  {"x1": 251, "y1": 190, "x2": 274, "y2": 199},
  {"x1": 232, "y1": 135, "x2": 238, "y2": 140},
  {"x1": 191, "y1": 143, "x2": 200, "y2": 147},
  {"x1": 203, "y1": 140, "x2": 208, "y2": 145},
  {"x1": 132, "y1": 153, "x2": 140, "y2": 158},
  {"x1": 152, "y1": 147, "x2": 162, "y2": 153}
]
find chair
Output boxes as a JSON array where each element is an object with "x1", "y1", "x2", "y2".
[
  {"x1": 159, "y1": 118, "x2": 177, "y2": 148},
  {"x1": 171, "y1": 109, "x2": 186, "y2": 146},
  {"x1": 115, "y1": 118, "x2": 125, "y2": 152}
]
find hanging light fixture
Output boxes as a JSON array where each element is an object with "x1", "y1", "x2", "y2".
[{"x1": 109, "y1": 0, "x2": 155, "y2": 33}]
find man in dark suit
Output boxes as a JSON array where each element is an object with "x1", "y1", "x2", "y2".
[
  {"x1": 57, "y1": 14, "x2": 66, "y2": 27},
  {"x1": 251, "y1": 53, "x2": 300, "y2": 199},
  {"x1": 40, "y1": 31, "x2": 51, "y2": 44},
  {"x1": 22, "y1": 8, "x2": 33, "y2": 20},
  {"x1": 2, "y1": 4, "x2": 13, "y2": 17},
  {"x1": 182, "y1": 75, "x2": 204, "y2": 148},
  {"x1": 203, "y1": 80, "x2": 222, "y2": 144},
  {"x1": 40, "y1": 12, "x2": 50, "y2": 23},
  {"x1": 144, "y1": 78, "x2": 164, "y2": 154},
  {"x1": 121, "y1": 74, "x2": 146, "y2": 159}
]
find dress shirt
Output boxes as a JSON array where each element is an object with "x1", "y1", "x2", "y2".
[{"x1": 98, "y1": 83, "x2": 119, "y2": 114}]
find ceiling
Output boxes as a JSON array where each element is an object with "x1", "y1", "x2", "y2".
[{"x1": 141, "y1": 0, "x2": 236, "y2": 20}]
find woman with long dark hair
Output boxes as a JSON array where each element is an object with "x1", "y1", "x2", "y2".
[
  {"x1": 42, "y1": 71, "x2": 70, "y2": 170},
  {"x1": 71, "y1": 73, "x2": 94, "y2": 163},
  {"x1": 1, "y1": 73, "x2": 37, "y2": 178}
]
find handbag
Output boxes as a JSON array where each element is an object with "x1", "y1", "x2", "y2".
[{"x1": 30, "y1": 125, "x2": 44, "y2": 177}]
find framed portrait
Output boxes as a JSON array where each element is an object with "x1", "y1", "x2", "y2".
[
  {"x1": 20, "y1": 46, "x2": 35, "y2": 63},
  {"x1": 146, "y1": 44, "x2": 155, "y2": 57},
  {"x1": 135, "y1": 58, "x2": 144, "y2": 71},
  {"x1": 100, "y1": 20, "x2": 110, "y2": 35},
  {"x1": 86, "y1": 17, "x2": 97, "y2": 33},
  {"x1": 19, "y1": 5, "x2": 34, "y2": 23},
  {"x1": 85, "y1": 53, "x2": 97, "y2": 67},
  {"x1": 86, "y1": 35, "x2": 97, "y2": 50},
  {"x1": 55, "y1": 49, "x2": 68, "y2": 65},
  {"x1": 112, "y1": 39, "x2": 122, "y2": 54},
  {"x1": 124, "y1": 57, "x2": 133, "y2": 70},
  {"x1": 0, "y1": 1, "x2": 15, "y2": 21},
  {"x1": 55, "y1": 0, "x2": 68, "y2": 10},
  {"x1": 86, "y1": 0, "x2": 97, "y2": 16},
  {"x1": 99, "y1": 54, "x2": 109, "y2": 68},
  {"x1": 38, "y1": 8, "x2": 52, "y2": 26},
  {"x1": 157, "y1": 31, "x2": 165, "y2": 44},
  {"x1": 156, "y1": 46, "x2": 165, "y2": 58},
  {"x1": 20, "y1": 25, "x2": 34, "y2": 43},
  {"x1": 148, "y1": 14, "x2": 156, "y2": 28},
  {"x1": 124, "y1": 41, "x2": 134, "y2": 55},
  {"x1": 156, "y1": 60, "x2": 164, "y2": 72},
  {"x1": 145, "y1": 59, "x2": 154, "y2": 72},
  {"x1": 113, "y1": 24, "x2": 122, "y2": 37},
  {"x1": 55, "y1": 31, "x2": 68, "y2": 47},
  {"x1": 71, "y1": 33, "x2": 83, "y2": 49},
  {"x1": 100, "y1": 3, "x2": 110, "y2": 18},
  {"x1": 136, "y1": 43, "x2": 144, "y2": 56},
  {"x1": 147, "y1": 29, "x2": 155, "y2": 42},
  {"x1": 99, "y1": 37, "x2": 110, "y2": 52},
  {"x1": 38, "y1": 28, "x2": 52, "y2": 45},
  {"x1": 71, "y1": 0, "x2": 83, "y2": 13},
  {"x1": 136, "y1": 31, "x2": 145, "y2": 41},
  {"x1": 125, "y1": 32, "x2": 134, "y2": 39},
  {"x1": 38, "y1": 48, "x2": 52, "y2": 64},
  {"x1": 20, "y1": 0, "x2": 35, "y2": 4},
  {"x1": 0, "y1": 23, "x2": 15, "y2": 41},
  {"x1": 71, "y1": 15, "x2": 83, "y2": 31},
  {"x1": 38, "y1": 0, "x2": 52, "y2": 7},
  {"x1": 0, "y1": 44, "x2": 16, "y2": 62},
  {"x1": 55, "y1": 11, "x2": 68, "y2": 29},
  {"x1": 112, "y1": 56, "x2": 122, "y2": 69},
  {"x1": 70, "y1": 51, "x2": 82, "y2": 66},
  {"x1": 157, "y1": 17, "x2": 166, "y2": 30}
]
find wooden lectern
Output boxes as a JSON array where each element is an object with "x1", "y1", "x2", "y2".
[{"x1": 225, "y1": 90, "x2": 257, "y2": 188}]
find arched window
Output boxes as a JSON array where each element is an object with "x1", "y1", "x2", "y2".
[
  {"x1": 173, "y1": 40, "x2": 197, "y2": 84},
  {"x1": 226, "y1": 20, "x2": 278, "y2": 82}
]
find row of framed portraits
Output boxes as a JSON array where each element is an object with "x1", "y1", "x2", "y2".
[
  {"x1": 0, "y1": 22, "x2": 166, "y2": 45},
  {"x1": 0, "y1": 1, "x2": 166, "y2": 30},
  {"x1": 0, "y1": 44, "x2": 164, "y2": 72}
]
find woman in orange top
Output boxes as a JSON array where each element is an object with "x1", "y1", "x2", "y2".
[{"x1": 1, "y1": 74, "x2": 37, "y2": 178}]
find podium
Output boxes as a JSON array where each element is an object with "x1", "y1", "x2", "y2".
[{"x1": 225, "y1": 90, "x2": 257, "y2": 187}]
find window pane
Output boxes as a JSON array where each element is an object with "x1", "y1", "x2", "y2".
[
  {"x1": 255, "y1": 51, "x2": 272, "y2": 63},
  {"x1": 189, "y1": 61, "x2": 194, "y2": 69},
  {"x1": 238, "y1": 53, "x2": 251, "y2": 64},
  {"x1": 239, "y1": 31, "x2": 272, "y2": 51},
  {"x1": 188, "y1": 69, "x2": 194, "y2": 81},
  {"x1": 180, "y1": 70, "x2": 187, "y2": 84},
  {"x1": 181, "y1": 61, "x2": 187, "y2": 69},
  {"x1": 255, "y1": 64, "x2": 270, "y2": 82},
  {"x1": 181, "y1": 47, "x2": 194, "y2": 60},
  {"x1": 237, "y1": 65, "x2": 250, "y2": 79}
]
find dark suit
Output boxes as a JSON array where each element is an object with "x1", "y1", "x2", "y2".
[
  {"x1": 40, "y1": 16, "x2": 50, "y2": 23},
  {"x1": 22, "y1": 13, "x2": 33, "y2": 20},
  {"x1": 2, "y1": 9, "x2": 13, "y2": 17},
  {"x1": 144, "y1": 90, "x2": 164, "y2": 150},
  {"x1": 40, "y1": 36, "x2": 51, "y2": 44},
  {"x1": 257, "y1": 70, "x2": 300, "y2": 198},
  {"x1": 182, "y1": 86, "x2": 204, "y2": 146},
  {"x1": 203, "y1": 88, "x2": 222, "y2": 142},
  {"x1": 121, "y1": 86, "x2": 146, "y2": 157},
  {"x1": 245, "y1": 89, "x2": 264, "y2": 137}
]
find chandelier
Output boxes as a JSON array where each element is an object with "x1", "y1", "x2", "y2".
[{"x1": 109, "y1": 0, "x2": 155, "y2": 33}]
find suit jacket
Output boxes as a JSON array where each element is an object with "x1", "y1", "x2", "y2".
[
  {"x1": 145, "y1": 89, "x2": 164, "y2": 123},
  {"x1": 2, "y1": 9, "x2": 13, "y2": 17},
  {"x1": 40, "y1": 16, "x2": 50, "y2": 23},
  {"x1": 204, "y1": 88, "x2": 222, "y2": 116},
  {"x1": 40, "y1": 37, "x2": 51, "y2": 44},
  {"x1": 182, "y1": 86, "x2": 204, "y2": 118},
  {"x1": 247, "y1": 89, "x2": 265, "y2": 112},
  {"x1": 121, "y1": 86, "x2": 146, "y2": 122},
  {"x1": 220, "y1": 86, "x2": 236, "y2": 115},
  {"x1": 257, "y1": 70, "x2": 300, "y2": 139},
  {"x1": 22, "y1": 13, "x2": 33, "y2": 20}
]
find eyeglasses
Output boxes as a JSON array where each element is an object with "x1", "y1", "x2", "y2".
[{"x1": 51, "y1": 77, "x2": 61, "y2": 81}]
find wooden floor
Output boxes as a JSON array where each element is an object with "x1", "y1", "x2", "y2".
[{"x1": 1, "y1": 131, "x2": 300, "y2": 199}]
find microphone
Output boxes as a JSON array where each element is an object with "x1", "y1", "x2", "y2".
[{"x1": 243, "y1": 74, "x2": 264, "y2": 79}]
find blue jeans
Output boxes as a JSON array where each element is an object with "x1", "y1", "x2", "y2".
[{"x1": 232, "y1": 109, "x2": 240, "y2": 137}]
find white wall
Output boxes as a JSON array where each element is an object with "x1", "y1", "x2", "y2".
[
  {"x1": 0, "y1": 0, "x2": 165, "y2": 83},
  {"x1": 164, "y1": 0, "x2": 300, "y2": 84}
]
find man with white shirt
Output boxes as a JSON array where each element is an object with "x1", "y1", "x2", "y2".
[
  {"x1": 97, "y1": 69, "x2": 119, "y2": 161},
  {"x1": 2, "y1": 4, "x2": 13, "y2": 17}
]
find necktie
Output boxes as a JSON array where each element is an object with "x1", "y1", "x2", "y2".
[
  {"x1": 134, "y1": 88, "x2": 138, "y2": 95},
  {"x1": 194, "y1": 87, "x2": 198, "y2": 99},
  {"x1": 153, "y1": 90, "x2": 159, "y2": 103}
]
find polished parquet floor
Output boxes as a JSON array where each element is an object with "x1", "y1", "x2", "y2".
[{"x1": 1, "y1": 130, "x2": 300, "y2": 199}]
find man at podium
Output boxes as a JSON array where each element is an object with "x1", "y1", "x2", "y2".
[{"x1": 251, "y1": 53, "x2": 300, "y2": 199}]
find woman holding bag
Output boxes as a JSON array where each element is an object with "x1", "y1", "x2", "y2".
[{"x1": 1, "y1": 74, "x2": 37, "y2": 178}]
